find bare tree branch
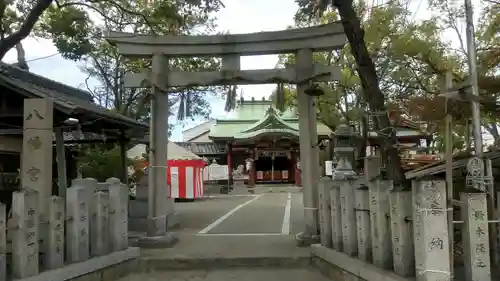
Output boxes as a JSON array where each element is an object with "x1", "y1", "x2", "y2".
[{"x1": 0, "y1": 0, "x2": 53, "y2": 59}]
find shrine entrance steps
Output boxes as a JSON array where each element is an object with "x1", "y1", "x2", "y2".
[{"x1": 120, "y1": 235, "x2": 332, "y2": 281}]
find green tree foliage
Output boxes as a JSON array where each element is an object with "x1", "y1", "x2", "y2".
[
  {"x1": 282, "y1": 0, "x2": 498, "y2": 186},
  {"x1": 427, "y1": 0, "x2": 500, "y2": 145},
  {"x1": 1, "y1": 1, "x2": 224, "y2": 134},
  {"x1": 0, "y1": 1, "x2": 223, "y2": 177},
  {"x1": 284, "y1": 1, "x2": 499, "y2": 184},
  {"x1": 78, "y1": 145, "x2": 130, "y2": 182},
  {"x1": 37, "y1": 0, "x2": 223, "y2": 128},
  {"x1": 0, "y1": 1, "x2": 222, "y2": 59},
  {"x1": 77, "y1": 144, "x2": 146, "y2": 184},
  {"x1": 289, "y1": 2, "x2": 457, "y2": 126}
]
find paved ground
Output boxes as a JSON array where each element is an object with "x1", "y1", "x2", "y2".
[
  {"x1": 120, "y1": 268, "x2": 331, "y2": 281},
  {"x1": 123, "y1": 185, "x2": 328, "y2": 281},
  {"x1": 141, "y1": 234, "x2": 310, "y2": 259},
  {"x1": 173, "y1": 184, "x2": 305, "y2": 236}
]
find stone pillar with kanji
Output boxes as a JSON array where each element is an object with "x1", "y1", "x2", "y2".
[
  {"x1": 22, "y1": 98, "x2": 54, "y2": 220},
  {"x1": 462, "y1": 157, "x2": 491, "y2": 281}
]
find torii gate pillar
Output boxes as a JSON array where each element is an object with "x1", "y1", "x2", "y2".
[
  {"x1": 296, "y1": 48, "x2": 320, "y2": 244},
  {"x1": 138, "y1": 55, "x2": 178, "y2": 247}
]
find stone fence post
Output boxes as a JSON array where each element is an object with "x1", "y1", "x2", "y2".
[
  {"x1": 318, "y1": 177, "x2": 333, "y2": 248},
  {"x1": 12, "y1": 188, "x2": 39, "y2": 278},
  {"x1": 66, "y1": 183, "x2": 90, "y2": 263},
  {"x1": 355, "y1": 180, "x2": 371, "y2": 262},
  {"x1": 108, "y1": 178, "x2": 129, "y2": 252},
  {"x1": 370, "y1": 179, "x2": 393, "y2": 269},
  {"x1": 0, "y1": 203, "x2": 6, "y2": 281},
  {"x1": 412, "y1": 179, "x2": 450, "y2": 281},
  {"x1": 390, "y1": 190, "x2": 414, "y2": 277},
  {"x1": 91, "y1": 192, "x2": 110, "y2": 256},
  {"x1": 45, "y1": 196, "x2": 65, "y2": 269},
  {"x1": 330, "y1": 180, "x2": 343, "y2": 251}
]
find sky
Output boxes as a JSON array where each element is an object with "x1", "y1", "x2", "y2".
[{"x1": 2, "y1": 0, "x2": 483, "y2": 141}]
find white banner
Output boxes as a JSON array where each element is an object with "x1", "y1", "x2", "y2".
[
  {"x1": 325, "y1": 160, "x2": 333, "y2": 176},
  {"x1": 203, "y1": 163, "x2": 229, "y2": 181}
]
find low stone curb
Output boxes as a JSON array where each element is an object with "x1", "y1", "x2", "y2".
[{"x1": 136, "y1": 256, "x2": 311, "y2": 271}]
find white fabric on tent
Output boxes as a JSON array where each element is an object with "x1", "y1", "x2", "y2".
[{"x1": 167, "y1": 141, "x2": 202, "y2": 160}]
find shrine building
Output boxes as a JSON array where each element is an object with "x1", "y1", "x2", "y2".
[{"x1": 178, "y1": 97, "x2": 433, "y2": 186}]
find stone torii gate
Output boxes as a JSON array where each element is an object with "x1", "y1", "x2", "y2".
[{"x1": 107, "y1": 22, "x2": 347, "y2": 244}]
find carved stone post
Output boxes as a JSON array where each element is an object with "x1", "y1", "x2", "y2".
[
  {"x1": 12, "y1": 189, "x2": 39, "y2": 278},
  {"x1": 22, "y1": 98, "x2": 53, "y2": 221},
  {"x1": 390, "y1": 190, "x2": 414, "y2": 277},
  {"x1": 318, "y1": 177, "x2": 332, "y2": 248},
  {"x1": 340, "y1": 180, "x2": 357, "y2": 256},
  {"x1": 45, "y1": 196, "x2": 65, "y2": 269},
  {"x1": 109, "y1": 179, "x2": 128, "y2": 252},
  {"x1": 370, "y1": 179, "x2": 393, "y2": 269},
  {"x1": 462, "y1": 157, "x2": 492, "y2": 281},
  {"x1": 66, "y1": 184, "x2": 89, "y2": 262},
  {"x1": 461, "y1": 192, "x2": 491, "y2": 281},
  {"x1": 412, "y1": 180, "x2": 450, "y2": 281},
  {"x1": 91, "y1": 192, "x2": 110, "y2": 256},
  {"x1": 355, "y1": 182, "x2": 371, "y2": 261},
  {"x1": 330, "y1": 181, "x2": 342, "y2": 251}
]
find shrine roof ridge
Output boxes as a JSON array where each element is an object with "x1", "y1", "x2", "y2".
[
  {"x1": 0, "y1": 62, "x2": 93, "y2": 102},
  {"x1": 106, "y1": 22, "x2": 347, "y2": 57}
]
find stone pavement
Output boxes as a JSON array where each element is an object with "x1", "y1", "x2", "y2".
[
  {"x1": 164, "y1": 184, "x2": 305, "y2": 236},
  {"x1": 124, "y1": 185, "x2": 331, "y2": 280}
]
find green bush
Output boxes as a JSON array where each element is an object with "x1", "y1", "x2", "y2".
[{"x1": 78, "y1": 145, "x2": 140, "y2": 183}]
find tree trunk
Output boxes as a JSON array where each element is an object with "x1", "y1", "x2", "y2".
[
  {"x1": 15, "y1": 42, "x2": 29, "y2": 70},
  {"x1": 333, "y1": 0, "x2": 408, "y2": 189},
  {"x1": 0, "y1": 0, "x2": 53, "y2": 60}
]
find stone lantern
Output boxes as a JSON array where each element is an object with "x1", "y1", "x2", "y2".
[{"x1": 331, "y1": 124, "x2": 360, "y2": 180}]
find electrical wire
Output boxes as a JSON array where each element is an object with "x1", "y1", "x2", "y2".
[{"x1": 5, "y1": 52, "x2": 60, "y2": 64}]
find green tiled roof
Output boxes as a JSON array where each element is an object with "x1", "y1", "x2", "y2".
[
  {"x1": 208, "y1": 100, "x2": 332, "y2": 139},
  {"x1": 221, "y1": 100, "x2": 298, "y2": 121}
]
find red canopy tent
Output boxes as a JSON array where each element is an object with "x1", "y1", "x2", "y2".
[
  {"x1": 141, "y1": 142, "x2": 207, "y2": 199},
  {"x1": 166, "y1": 142, "x2": 207, "y2": 199}
]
